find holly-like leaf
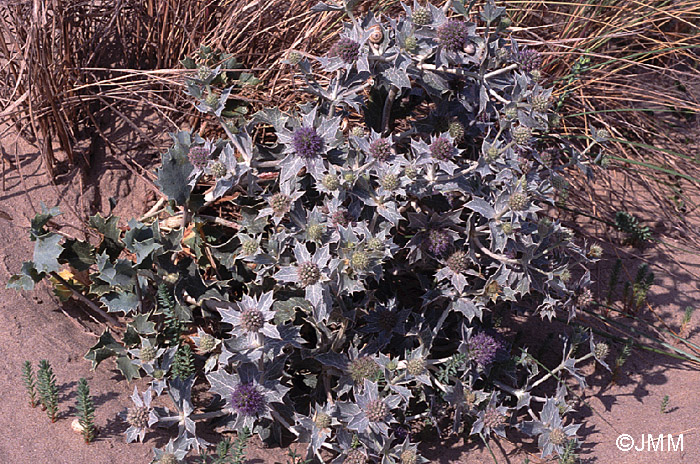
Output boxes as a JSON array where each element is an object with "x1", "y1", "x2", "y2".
[
  {"x1": 85, "y1": 330, "x2": 125, "y2": 370},
  {"x1": 59, "y1": 238, "x2": 96, "y2": 272},
  {"x1": 7, "y1": 261, "x2": 45, "y2": 290},
  {"x1": 89, "y1": 213, "x2": 124, "y2": 259},
  {"x1": 156, "y1": 131, "x2": 195, "y2": 206},
  {"x1": 33, "y1": 233, "x2": 63, "y2": 274},
  {"x1": 116, "y1": 356, "x2": 141, "y2": 381}
]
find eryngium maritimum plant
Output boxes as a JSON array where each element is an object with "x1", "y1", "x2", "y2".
[{"x1": 9, "y1": 0, "x2": 609, "y2": 461}]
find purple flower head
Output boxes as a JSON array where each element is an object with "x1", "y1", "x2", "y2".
[
  {"x1": 292, "y1": 126, "x2": 324, "y2": 159},
  {"x1": 329, "y1": 37, "x2": 360, "y2": 64},
  {"x1": 517, "y1": 48, "x2": 542, "y2": 72},
  {"x1": 467, "y1": 332, "x2": 505, "y2": 367},
  {"x1": 376, "y1": 307, "x2": 398, "y2": 332},
  {"x1": 430, "y1": 137, "x2": 456, "y2": 161},
  {"x1": 391, "y1": 424, "x2": 411, "y2": 441},
  {"x1": 188, "y1": 146, "x2": 210, "y2": 169},
  {"x1": 369, "y1": 138, "x2": 393, "y2": 162},
  {"x1": 425, "y1": 227, "x2": 452, "y2": 256},
  {"x1": 231, "y1": 382, "x2": 266, "y2": 416},
  {"x1": 331, "y1": 209, "x2": 351, "y2": 228},
  {"x1": 438, "y1": 20, "x2": 470, "y2": 51}
]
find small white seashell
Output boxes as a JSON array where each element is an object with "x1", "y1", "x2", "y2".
[{"x1": 71, "y1": 418, "x2": 85, "y2": 434}]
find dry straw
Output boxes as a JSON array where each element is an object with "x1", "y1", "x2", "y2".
[{"x1": 0, "y1": 0, "x2": 697, "y2": 196}]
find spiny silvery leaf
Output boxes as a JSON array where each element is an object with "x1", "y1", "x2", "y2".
[
  {"x1": 100, "y1": 291, "x2": 140, "y2": 314},
  {"x1": 116, "y1": 356, "x2": 141, "y2": 382},
  {"x1": 156, "y1": 131, "x2": 195, "y2": 205},
  {"x1": 30, "y1": 203, "x2": 61, "y2": 239},
  {"x1": 59, "y1": 238, "x2": 95, "y2": 272},
  {"x1": 88, "y1": 213, "x2": 124, "y2": 259},
  {"x1": 311, "y1": 1, "x2": 344, "y2": 12},
  {"x1": 33, "y1": 233, "x2": 63, "y2": 274},
  {"x1": 480, "y1": 0, "x2": 506, "y2": 23},
  {"x1": 7, "y1": 261, "x2": 44, "y2": 290},
  {"x1": 84, "y1": 330, "x2": 126, "y2": 370}
]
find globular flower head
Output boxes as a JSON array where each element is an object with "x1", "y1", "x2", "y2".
[
  {"x1": 512, "y1": 125, "x2": 532, "y2": 145},
  {"x1": 351, "y1": 249, "x2": 371, "y2": 271},
  {"x1": 270, "y1": 193, "x2": 292, "y2": 215},
  {"x1": 350, "y1": 126, "x2": 365, "y2": 137},
  {"x1": 230, "y1": 382, "x2": 266, "y2": 416},
  {"x1": 127, "y1": 406, "x2": 150, "y2": 429},
  {"x1": 314, "y1": 411, "x2": 332, "y2": 429},
  {"x1": 560, "y1": 268, "x2": 571, "y2": 283},
  {"x1": 446, "y1": 250, "x2": 469, "y2": 273},
  {"x1": 412, "y1": 7, "x2": 432, "y2": 26},
  {"x1": 219, "y1": 291, "x2": 280, "y2": 345},
  {"x1": 345, "y1": 449, "x2": 367, "y2": 464},
  {"x1": 509, "y1": 192, "x2": 529, "y2": 211},
  {"x1": 369, "y1": 138, "x2": 393, "y2": 162},
  {"x1": 588, "y1": 243, "x2": 603, "y2": 258},
  {"x1": 329, "y1": 37, "x2": 360, "y2": 64},
  {"x1": 198, "y1": 333, "x2": 217, "y2": 353},
  {"x1": 425, "y1": 227, "x2": 452, "y2": 256},
  {"x1": 242, "y1": 239, "x2": 259, "y2": 255},
  {"x1": 532, "y1": 94, "x2": 550, "y2": 112},
  {"x1": 188, "y1": 146, "x2": 210, "y2": 169},
  {"x1": 306, "y1": 223, "x2": 325, "y2": 242},
  {"x1": 140, "y1": 346, "x2": 157, "y2": 363},
  {"x1": 210, "y1": 161, "x2": 227, "y2": 179},
  {"x1": 322, "y1": 174, "x2": 340, "y2": 191},
  {"x1": 467, "y1": 331, "x2": 505, "y2": 367},
  {"x1": 286, "y1": 50, "x2": 302, "y2": 65},
  {"x1": 240, "y1": 307, "x2": 265, "y2": 333},
  {"x1": 448, "y1": 121, "x2": 465, "y2": 141},
  {"x1": 406, "y1": 357, "x2": 425, "y2": 376},
  {"x1": 331, "y1": 209, "x2": 351, "y2": 228},
  {"x1": 594, "y1": 342, "x2": 609, "y2": 360},
  {"x1": 549, "y1": 427, "x2": 567, "y2": 446},
  {"x1": 376, "y1": 308, "x2": 398, "y2": 332},
  {"x1": 577, "y1": 288, "x2": 594, "y2": 308},
  {"x1": 380, "y1": 173, "x2": 400, "y2": 191},
  {"x1": 404, "y1": 165, "x2": 419, "y2": 179},
  {"x1": 430, "y1": 136, "x2": 455, "y2": 161},
  {"x1": 349, "y1": 356, "x2": 381, "y2": 383},
  {"x1": 401, "y1": 450, "x2": 418, "y2": 464},
  {"x1": 516, "y1": 48, "x2": 543, "y2": 72},
  {"x1": 159, "y1": 454, "x2": 179, "y2": 464},
  {"x1": 404, "y1": 35, "x2": 418, "y2": 52},
  {"x1": 292, "y1": 126, "x2": 324, "y2": 159},
  {"x1": 297, "y1": 261, "x2": 321, "y2": 287},
  {"x1": 483, "y1": 406, "x2": 507, "y2": 429},
  {"x1": 364, "y1": 398, "x2": 389, "y2": 422},
  {"x1": 438, "y1": 20, "x2": 470, "y2": 51}
]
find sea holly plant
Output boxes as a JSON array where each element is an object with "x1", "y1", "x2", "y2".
[{"x1": 9, "y1": 1, "x2": 616, "y2": 462}]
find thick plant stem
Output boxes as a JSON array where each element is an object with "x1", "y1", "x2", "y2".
[{"x1": 381, "y1": 86, "x2": 398, "y2": 136}]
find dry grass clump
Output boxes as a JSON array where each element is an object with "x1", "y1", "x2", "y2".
[{"x1": 0, "y1": 0, "x2": 697, "y2": 200}]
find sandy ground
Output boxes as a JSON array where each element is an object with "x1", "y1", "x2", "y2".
[{"x1": 1, "y1": 128, "x2": 700, "y2": 464}]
